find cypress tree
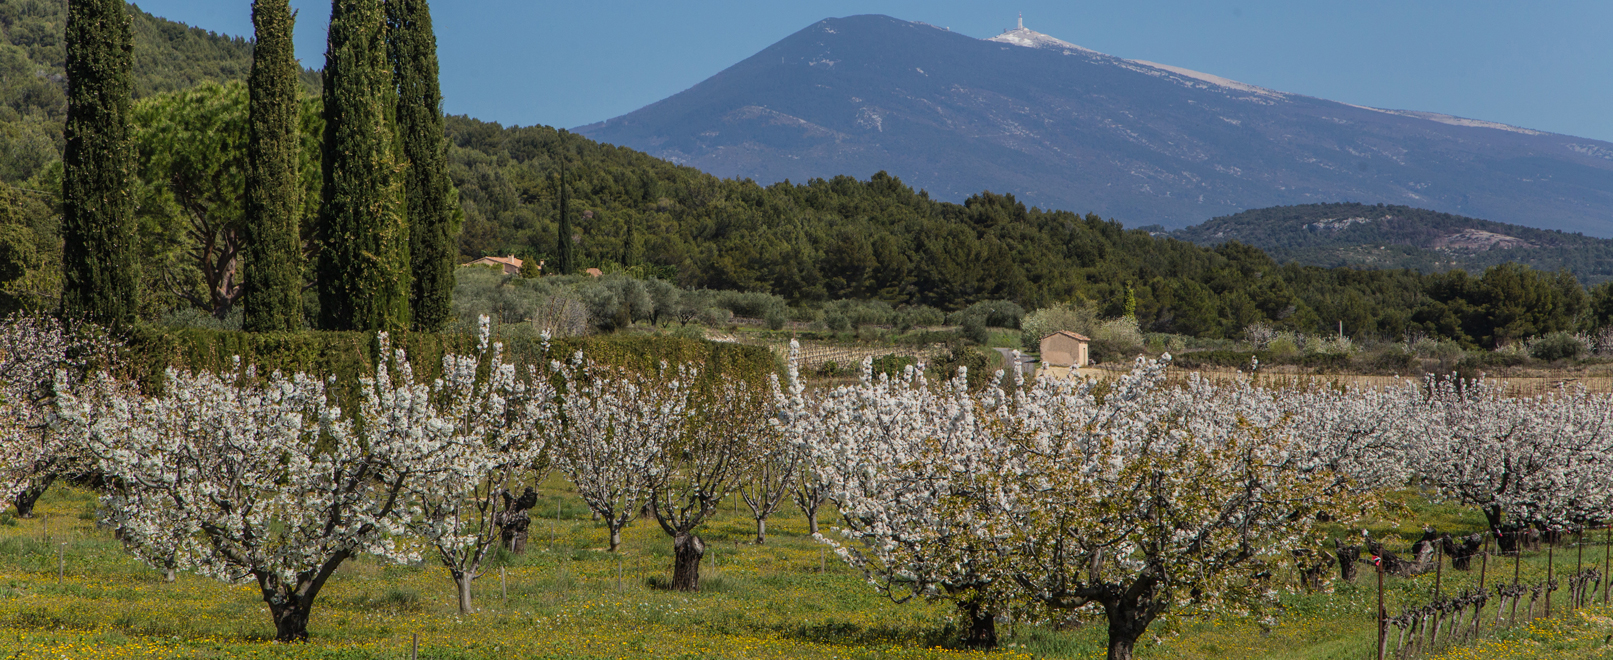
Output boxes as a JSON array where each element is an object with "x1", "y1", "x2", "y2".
[
  {"x1": 241, "y1": 0, "x2": 304, "y2": 332},
  {"x1": 317, "y1": 0, "x2": 409, "y2": 331},
  {"x1": 61, "y1": 0, "x2": 137, "y2": 326},
  {"x1": 555, "y1": 132, "x2": 575, "y2": 275},
  {"x1": 387, "y1": 0, "x2": 458, "y2": 332}
]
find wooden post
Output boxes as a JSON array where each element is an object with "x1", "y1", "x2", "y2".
[
  {"x1": 501, "y1": 567, "x2": 507, "y2": 604},
  {"x1": 1376, "y1": 557, "x2": 1386, "y2": 660},
  {"x1": 551, "y1": 497, "x2": 559, "y2": 550},
  {"x1": 1513, "y1": 533, "x2": 1521, "y2": 587},
  {"x1": 1434, "y1": 540, "x2": 1443, "y2": 599},
  {"x1": 411, "y1": 633, "x2": 418, "y2": 660},
  {"x1": 1546, "y1": 543, "x2": 1553, "y2": 617},
  {"x1": 1575, "y1": 530, "x2": 1583, "y2": 609},
  {"x1": 57, "y1": 543, "x2": 63, "y2": 585},
  {"x1": 617, "y1": 556, "x2": 623, "y2": 592},
  {"x1": 820, "y1": 547, "x2": 826, "y2": 574},
  {"x1": 1475, "y1": 543, "x2": 1487, "y2": 639}
]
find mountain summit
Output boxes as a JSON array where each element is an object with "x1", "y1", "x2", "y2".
[{"x1": 577, "y1": 15, "x2": 1613, "y2": 236}]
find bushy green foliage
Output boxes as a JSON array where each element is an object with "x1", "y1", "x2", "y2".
[
  {"x1": 60, "y1": 0, "x2": 137, "y2": 326},
  {"x1": 131, "y1": 82, "x2": 323, "y2": 321},
  {"x1": 1525, "y1": 331, "x2": 1587, "y2": 362}
]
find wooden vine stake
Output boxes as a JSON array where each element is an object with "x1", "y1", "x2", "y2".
[{"x1": 1375, "y1": 555, "x2": 1386, "y2": 660}]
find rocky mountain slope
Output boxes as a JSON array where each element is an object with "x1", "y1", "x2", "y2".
[{"x1": 578, "y1": 15, "x2": 1613, "y2": 237}]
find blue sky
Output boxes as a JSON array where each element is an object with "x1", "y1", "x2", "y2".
[{"x1": 130, "y1": 0, "x2": 1613, "y2": 142}]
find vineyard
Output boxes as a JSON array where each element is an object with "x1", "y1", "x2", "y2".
[{"x1": 2, "y1": 315, "x2": 1613, "y2": 659}]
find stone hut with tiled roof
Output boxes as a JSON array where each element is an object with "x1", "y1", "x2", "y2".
[{"x1": 1040, "y1": 330, "x2": 1091, "y2": 369}]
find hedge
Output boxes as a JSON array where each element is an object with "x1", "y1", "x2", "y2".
[{"x1": 120, "y1": 326, "x2": 779, "y2": 407}]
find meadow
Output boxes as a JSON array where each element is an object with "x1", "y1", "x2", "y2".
[{"x1": 0, "y1": 483, "x2": 1609, "y2": 660}]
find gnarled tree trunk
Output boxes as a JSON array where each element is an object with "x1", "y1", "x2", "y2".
[
  {"x1": 1335, "y1": 539, "x2": 1362, "y2": 582},
  {"x1": 672, "y1": 532, "x2": 704, "y2": 591},
  {"x1": 960, "y1": 599, "x2": 997, "y2": 648},
  {"x1": 268, "y1": 599, "x2": 311, "y2": 642},
  {"x1": 1102, "y1": 600, "x2": 1159, "y2": 660},
  {"x1": 754, "y1": 517, "x2": 766, "y2": 544},
  {"x1": 13, "y1": 477, "x2": 52, "y2": 518},
  {"x1": 496, "y1": 487, "x2": 538, "y2": 554}
]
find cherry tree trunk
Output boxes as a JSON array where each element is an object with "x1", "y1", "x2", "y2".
[
  {"x1": 1105, "y1": 614, "x2": 1149, "y2": 660},
  {"x1": 672, "y1": 532, "x2": 704, "y2": 591},
  {"x1": 755, "y1": 517, "x2": 767, "y2": 544},
  {"x1": 807, "y1": 508, "x2": 819, "y2": 536},
  {"x1": 267, "y1": 599, "x2": 312, "y2": 642},
  {"x1": 14, "y1": 481, "x2": 50, "y2": 518},
  {"x1": 609, "y1": 526, "x2": 622, "y2": 552},
  {"x1": 960, "y1": 600, "x2": 997, "y2": 648},
  {"x1": 455, "y1": 573, "x2": 474, "y2": 615},
  {"x1": 1102, "y1": 595, "x2": 1160, "y2": 660}
]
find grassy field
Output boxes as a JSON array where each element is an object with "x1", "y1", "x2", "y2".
[{"x1": 0, "y1": 483, "x2": 1609, "y2": 660}]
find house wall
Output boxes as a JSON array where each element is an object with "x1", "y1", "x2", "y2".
[{"x1": 1040, "y1": 334, "x2": 1089, "y2": 368}]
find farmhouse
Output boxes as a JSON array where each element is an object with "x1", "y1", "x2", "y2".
[
  {"x1": 463, "y1": 255, "x2": 526, "y2": 275},
  {"x1": 1040, "y1": 330, "x2": 1091, "y2": 369}
]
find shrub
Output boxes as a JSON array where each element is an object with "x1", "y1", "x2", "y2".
[
  {"x1": 1093, "y1": 316, "x2": 1144, "y2": 350},
  {"x1": 1527, "y1": 332, "x2": 1588, "y2": 362},
  {"x1": 1266, "y1": 336, "x2": 1301, "y2": 360},
  {"x1": 713, "y1": 290, "x2": 786, "y2": 319},
  {"x1": 927, "y1": 345, "x2": 992, "y2": 390},
  {"x1": 870, "y1": 354, "x2": 918, "y2": 378},
  {"x1": 961, "y1": 316, "x2": 989, "y2": 344},
  {"x1": 825, "y1": 313, "x2": 851, "y2": 332},
  {"x1": 1356, "y1": 348, "x2": 1418, "y2": 374},
  {"x1": 764, "y1": 308, "x2": 787, "y2": 331}
]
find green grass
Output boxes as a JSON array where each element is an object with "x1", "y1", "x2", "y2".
[{"x1": 0, "y1": 482, "x2": 1609, "y2": 659}]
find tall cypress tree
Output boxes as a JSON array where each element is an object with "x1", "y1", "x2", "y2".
[
  {"x1": 241, "y1": 0, "x2": 304, "y2": 332},
  {"x1": 555, "y1": 132, "x2": 575, "y2": 275},
  {"x1": 387, "y1": 0, "x2": 457, "y2": 332},
  {"x1": 317, "y1": 0, "x2": 409, "y2": 331},
  {"x1": 61, "y1": 0, "x2": 137, "y2": 326}
]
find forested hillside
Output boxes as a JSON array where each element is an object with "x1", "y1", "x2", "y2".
[
  {"x1": 1175, "y1": 203, "x2": 1613, "y2": 285},
  {"x1": 0, "y1": 0, "x2": 318, "y2": 183},
  {"x1": 444, "y1": 117, "x2": 1611, "y2": 346}
]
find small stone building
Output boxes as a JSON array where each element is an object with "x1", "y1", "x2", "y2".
[{"x1": 1040, "y1": 330, "x2": 1091, "y2": 369}]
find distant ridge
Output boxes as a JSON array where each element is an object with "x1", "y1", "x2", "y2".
[
  {"x1": 1174, "y1": 203, "x2": 1613, "y2": 285},
  {"x1": 579, "y1": 14, "x2": 1613, "y2": 237}
]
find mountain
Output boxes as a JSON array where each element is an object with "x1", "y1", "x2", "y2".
[
  {"x1": 577, "y1": 15, "x2": 1613, "y2": 237},
  {"x1": 1174, "y1": 203, "x2": 1613, "y2": 285}
]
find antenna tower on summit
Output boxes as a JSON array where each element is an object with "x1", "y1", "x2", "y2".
[{"x1": 1018, "y1": 13, "x2": 1024, "y2": 30}]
